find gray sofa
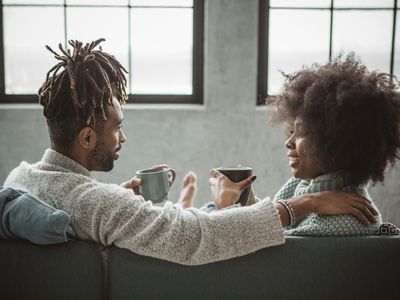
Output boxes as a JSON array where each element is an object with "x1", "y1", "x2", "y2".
[{"x1": 1, "y1": 236, "x2": 399, "y2": 300}]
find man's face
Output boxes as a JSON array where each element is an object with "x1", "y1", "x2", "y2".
[
  {"x1": 89, "y1": 97, "x2": 126, "y2": 172},
  {"x1": 284, "y1": 117, "x2": 324, "y2": 180}
]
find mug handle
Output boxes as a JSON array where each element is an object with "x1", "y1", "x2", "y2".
[{"x1": 166, "y1": 168, "x2": 176, "y2": 187}]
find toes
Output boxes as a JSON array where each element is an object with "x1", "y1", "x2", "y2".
[
  {"x1": 182, "y1": 171, "x2": 197, "y2": 187},
  {"x1": 187, "y1": 171, "x2": 197, "y2": 183},
  {"x1": 182, "y1": 175, "x2": 190, "y2": 187}
]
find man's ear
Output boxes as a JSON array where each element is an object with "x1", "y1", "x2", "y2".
[{"x1": 78, "y1": 127, "x2": 97, "y2": 150}]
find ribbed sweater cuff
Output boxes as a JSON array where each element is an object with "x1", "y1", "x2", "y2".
[{"x1": 247, "y1": 197, "x2": 285, "y2": 249}]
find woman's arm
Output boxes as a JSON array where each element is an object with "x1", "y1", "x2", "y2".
[{"x1": 209, "y1": 169, "x2": 378, "y2": 227}]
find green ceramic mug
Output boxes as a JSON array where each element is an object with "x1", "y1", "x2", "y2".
[{"x1": 136, "y1": 167, "x2": 176, "y2": 203}]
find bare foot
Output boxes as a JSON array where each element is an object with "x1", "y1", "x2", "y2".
[{"x1": 177, "y1": 172, "x2": 197, "y2": 208}]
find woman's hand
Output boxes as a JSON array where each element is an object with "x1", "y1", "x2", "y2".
[
  {"x1": 246, "y1": 188, "x2": 256, "y2": 206},
  {"x1": 279, "y1": 191, "x2": 378, "y2": 227},
  {"x1": 209, "y1": 169, "x2": 256, "y2": 209},
  {"x1": 308, "y1": 191, "x2": 378, "y2": 225},
  {"x1": 149, "y1": 164, "x2": 175, "y2": 187}
]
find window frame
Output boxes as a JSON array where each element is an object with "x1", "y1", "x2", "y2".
[
  {"x1": 0, "y1": 0, "x2": 204, "y2": 104},
  {"x1": 257, "y1": 0, "x2": 399, "y2": 105}
]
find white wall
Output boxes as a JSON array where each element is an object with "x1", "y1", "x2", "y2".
[{"x1": 0, "y1": 0, "x2": 399, "y2": 225}]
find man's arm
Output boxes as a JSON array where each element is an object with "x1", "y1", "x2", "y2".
[{"x1": 69, "y1": 182, "x2": 284, "y2": 266}]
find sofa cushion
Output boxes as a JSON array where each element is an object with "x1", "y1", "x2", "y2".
[{"x1": 0, "y1": 186, "x2": 76, "y2": 244}]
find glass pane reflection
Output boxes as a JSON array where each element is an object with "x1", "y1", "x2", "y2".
[
  {"x1": 270, "y1": 0, "x2": 330, "y2": 8},
  {"x1": 268, "y1": 9, "x2": 330, "y2": 95},
  {"x1": 67, "y1": 0, "x2": 128, "y2": 5},
  {"x1": 334, "y1": 0, "x2": 394, "y2": 8},
  {"x1": 67, "y1": 7, "x2": 129, "y2": 89},
  {"x1": 132, "y1": 0, "x2": 193, "y2": 7},
  {"x1": 3, "y1": 0, "x2": 63, "y2": 4},
  {"x1": 4, "y1": 7, "x2": 64, "y2": 94},
  {"x1": 332, "y1": 11, "x2": 392, "y2": 73},
  {"x1": 131, "y1": 8, "x2": 193, "y2": 94}
]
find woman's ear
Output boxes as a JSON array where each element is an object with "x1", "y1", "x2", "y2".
[{"x1": 78, "y1": 127, "x2": 97, "y2": 150}]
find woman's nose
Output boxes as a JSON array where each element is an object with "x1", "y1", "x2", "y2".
[{"x1": 285, "y1": 135, "x2": 294, "y2": 149}]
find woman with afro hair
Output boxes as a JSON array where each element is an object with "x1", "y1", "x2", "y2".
[{"x1": 267, "y1": 53, "x2": 400, "y2": 236}]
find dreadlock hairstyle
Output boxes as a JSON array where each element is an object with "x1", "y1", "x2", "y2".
[{"x1": 38, "y1": 38, "x2": 128, "y2": 151}]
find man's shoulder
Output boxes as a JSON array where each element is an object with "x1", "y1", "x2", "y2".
[
  {"x1": 3, "y1": 161, "x2": 32, "y2": 187},
  {"x1": 4, "y1": 158, "x2": 140, "y2": 206}
]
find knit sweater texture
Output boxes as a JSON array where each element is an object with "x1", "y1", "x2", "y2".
[
  {"x1": 4, "y1": 149, "x2": 284, "y2": 265},
  {"x1": 273, "y1": 174, "x2": 382, "y2": 236}
]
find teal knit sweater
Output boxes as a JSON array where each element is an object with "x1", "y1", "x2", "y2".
[{"x1": 273, "y1": 173, "x2": 382, "y2": 236}]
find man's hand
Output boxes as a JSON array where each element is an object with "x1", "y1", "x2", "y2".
[
  {"x1": 120, "y1": 177, "x2": 142, "y2": 195},
  {"x1": 120, "y1": 164, "x2": 173, "y2": 195},
  {"x1": 209, "y1": 169, "x2": 256, "y2": 209}
]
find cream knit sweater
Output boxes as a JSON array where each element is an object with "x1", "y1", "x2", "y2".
[{"x1": 4, "y1": 149, "x2": 284, "y2": 265}]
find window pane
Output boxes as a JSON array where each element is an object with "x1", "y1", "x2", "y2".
[
  {"x1": 270, "y1": 0, "x2": 330, "y2": 8},
  {"x1": 132, "y1": 0, "x2": 193, "y2": 7},
  {"x1": 66, "y1": 0, "x2": 128, "y2": 5},
  {"x1": 67, "y1": 7, "x2": 129, "y2": 90},
  {"x1": 3, "y1": 0, "x2": 63, "y2": 4},
  {"x1": 4, "y1": 7, "x2": 64, "y2": 94},
  {"x1": 334, "y1": 0, "x2": 394, "y2": 8},
  {"x1": 394, "y1": 10, "x2": 400, "y2": 80},
  {"x1": 131, "y1": 8, "x2": 192, "y2": 94},
  {"x1": 332, "y1": 11, "x2": 392, "y2": 73},
  {"x1": 268, "y1": 10, "x2": 330, "y2": 95}
]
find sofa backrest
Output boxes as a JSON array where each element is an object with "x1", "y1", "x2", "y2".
[
  {"x1": 0, "y1": 240, "x2": 104, "y2": 300},
  {"x1": 1, "y1": 236, "x2": 399, "y2": 300},
  {"x1": 108, "y1": 236, "x2": 400, "y2": 300}
]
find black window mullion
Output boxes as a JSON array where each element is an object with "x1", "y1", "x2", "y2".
[
  {"x1": 64, "y1": 0, "x2": 67, "y2": 48},
  {"x1": 329, "y1": 0, "x2": 334, "y2": 62},
  {"x1": 0, "y1": 3, "x2": 5, "y2": 100},
  {"x1": 390, "y1": 0, "x2": 398, "y2": 77},
  {"x1": 128, "y1": 1, "x2": 132, "y2": 95},
  {"x1": 257, "y1": 0, "x2": 269, "y2": 105},
  {"x1": 192, "y1": 0, "x2": 204, "y2": 104}
]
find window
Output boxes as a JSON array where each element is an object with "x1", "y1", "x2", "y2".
[
  {"x1": 0, "y1": 0, "x2": 204, "y2": 104},
  {"x1": 258, "y1": 0, "x2": 399, "y2": 104}
]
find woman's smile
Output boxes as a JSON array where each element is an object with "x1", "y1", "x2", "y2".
[{"x1": 288, "y1": 151, "x2": 299, "y2": 167}]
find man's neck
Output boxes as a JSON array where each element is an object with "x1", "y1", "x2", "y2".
[{"x1": 51, "y1": 145, "x2": 90, "y2": 171}]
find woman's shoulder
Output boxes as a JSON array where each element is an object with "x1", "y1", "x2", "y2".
[
  {"x1": 272, "y1": 177, "x2": 303, "y2": 202},
  {"x1": 285, "y1": 213, "x2": 382, "y2": 236}
]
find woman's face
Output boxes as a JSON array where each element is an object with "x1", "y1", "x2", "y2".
[{"x1": 284, "y1": 117, "x2": 325, "y2": 180}]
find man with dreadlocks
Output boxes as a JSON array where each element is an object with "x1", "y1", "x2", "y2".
[{"x1": 3, "y1": 39, "x2": 377, "y2": 265}]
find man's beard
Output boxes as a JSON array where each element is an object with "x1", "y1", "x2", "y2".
[{"x1": 89, "y1": 140, "x2": 118, "y2": 172}]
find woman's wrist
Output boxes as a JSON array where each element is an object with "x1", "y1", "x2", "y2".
[
  {"x1": 285, "y1": 194, "x2": 314, "y2": 223},
  {"x1": 275, "y1": 202, "x2": 290, "y2": 227},
  {"x1": 276, "y1": 195, "x2": 314, "y2": 228},
  {"x1": 277, "y1": 200, "x2": 297, "y2": 226}
]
